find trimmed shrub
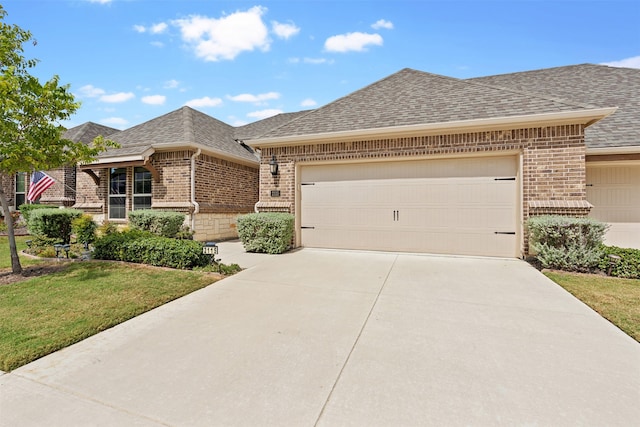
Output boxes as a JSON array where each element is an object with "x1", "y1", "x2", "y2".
[
  {"x1": 72, "y1": 214, "x2": 98, "y2": 247},
  {"x1": 237, "y1": 212, "x2": 294, "y2": 254},
  {"x1": 93, "y1": 230, "x2": 209, "y2": 269},
  {"x1": 27, "y1": 208, "x2": 83, "y2": 244},
  {"x1": 128, "y1": 210, "x2": 185, "y2": 238},
  {"x1": 527, "y1": 215, "x2": 608, "y2": 272},
  {"x1": 18, "y1": 203, "x2": 51, "y2": 223},
  {"x1": 598, "y1": 246, "x2": 640, "y2": 279}
]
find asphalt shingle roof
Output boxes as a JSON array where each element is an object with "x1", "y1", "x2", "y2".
[
  {"x1": 260, "y1": 68, "x2": 599, "y2": 139},
  {"x1": 235, "y1": 110, "x2": 313, "y2": 140},
  {"x1": 100, "y1": 106, "x2": 258, "y2": 163},
  {"x1": 468, "y1": 64, "x2": 640, "y2": 149},
  {"x1": 63, "y1": 122, "x2": 119, "y2": 143}
]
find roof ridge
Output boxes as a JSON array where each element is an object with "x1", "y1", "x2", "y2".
[{"x1": 182, "y1": 106, "x2": 196, "y2": 144}]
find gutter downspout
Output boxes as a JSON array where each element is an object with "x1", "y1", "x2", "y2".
[{"x1": 190, "y1": 148, "x2": 201, "y2": 231}]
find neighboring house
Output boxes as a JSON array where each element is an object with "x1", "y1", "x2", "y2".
[
  {"x1": 1, "y1": 122, "x2": 117, "y2": 211},
  {"x1": 247, "y1": 67, "x2": 624, "y2": 258},
  {"x1": 468, "y1": 64, "x2": 640, "y2": 249},
  {"x1": 75, "y1": 106, "x2": 261, "y2": 241}
]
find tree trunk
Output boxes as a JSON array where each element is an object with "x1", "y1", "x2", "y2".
[{"x1": 0, "y1": 175, "x2": 22, "y2": 274}]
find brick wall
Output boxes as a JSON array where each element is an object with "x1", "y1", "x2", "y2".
[
  {"x1": 256, "y1": 124, "x2": 589, "y2": 253},
  {"x1": 195, "y1": 153, "x2": 259, "y2": 213},
  {"x1": 39, "y1": 166, "x2": 77, "y2": 206},
  {"x1": 74, "y1": 150, "x2": 258, "y2": 235}
]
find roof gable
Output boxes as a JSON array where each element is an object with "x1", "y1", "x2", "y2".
[
  {"x1": 261, "y1": 68, "x2": 598, "y2": 139},
  {"x1": 100, "y1": 106, "x2": 258, "y2": 163},
  {"x1": 63, "y1": 122, "x2": 119, "y2": 143}
]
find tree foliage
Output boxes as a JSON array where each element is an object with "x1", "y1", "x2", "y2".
[{"x1": 0, "y1": 6, "x2": 115, "y2": 273}]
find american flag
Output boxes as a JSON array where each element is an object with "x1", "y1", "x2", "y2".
[{"x1": 27, "y1": 171, "x2": 55, "y2": 202}]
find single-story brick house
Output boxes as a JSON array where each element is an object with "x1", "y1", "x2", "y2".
[
  {"x1": 75, "y1": 106, "x2": 264, "y2": 241},
  {"x1": 247, "y1": 65, "x2": 638, "y2": 258}
]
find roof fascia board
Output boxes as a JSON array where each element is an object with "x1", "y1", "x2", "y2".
[
  {"x1": 249, "y1": 107, "x2": 617, "y2": 148},
  {"x1": 152, "y1": 142, "x2": 259, "y2": 167},
  {"x1": 82, "y1": 143, "x2": 258, "y2": 168},
  {"x1": 586, "y1": 145, "x2": 640, "y2": 155},
  {"x1": 81, "y1": 147, "x2": 156, "y2": 166}
]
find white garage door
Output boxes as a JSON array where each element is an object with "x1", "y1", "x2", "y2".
[
  {"x1": 587, "y1": 164, "x2": 640, "y2": 249},
  {"x1": 300, "y1": 156, "x2": 518, "y2": 257}
]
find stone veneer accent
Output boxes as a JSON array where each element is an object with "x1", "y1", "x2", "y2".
[
  {"x1": 191, "y1": 212, "x2": 245, "y2": 241},
  {"x1": 256, "y1": 124, "x2": 589, "y2": 255}
]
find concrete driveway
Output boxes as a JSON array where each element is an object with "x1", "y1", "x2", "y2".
[{"x1": 1, "y1": 246, "x2": 639, "y2": 426}]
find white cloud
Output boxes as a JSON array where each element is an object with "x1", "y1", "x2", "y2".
[
  {"x1": 247, "y1": 109, "x2": 283, "y2": 120},
  {"x1": 134, "y1": 22, "x2": 168, "y2": 35},
  {"x1": 372, "y1": 19, "x2": 394, "y2": 30},
  {"x1": 86, "y1": 0, "x2": 111, "y2": 4},
  {"x1": 325, "y1": 32, "x2": 383, "y2": 53},
  {"x1": 164, "y1": 79, "x2": 180, "y2": 89},
  {"x1": 601, "y1": 55, "x2": 640, "y2": 69},
  {"x1": 101, "y1": 117, "x2": 128, "y2": 128},
  {"x1": 141, "y1": 95, "x2": 166, "y2": 105},
  {"x1": 172, "y1": 6, "x2": 270, "y2": 62},
  {"x1": 100, "y1": 92, "x2": 135, "y2": 103},
  {"x1": 77, "y1": 84, "x2": 105, "y2": 98},
  {"x1": 184, "y1": 96, "x2": 223, "y2": 108},
  {"x1": 304, "y1": 57, "x2": 334, "y2": 65},
  {"x1": 228, "y1": 92, "x2": 280, "y2": 103},
  {"x1": 272, "y1": 21, "x2": 300, "y2": 39},
  {"x1": 150, "y1": 22, "x2": 168, "y2": 34},
  {"x1": 288, "y1": 57, "x2": 300, "y2": 64},
  {"x1": 301, "y1": 98, "x2": 317, "y2": 107}
]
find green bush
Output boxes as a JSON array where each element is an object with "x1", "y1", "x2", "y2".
[
  {"x1": 72, "y1": 214, "x2": 98, "y2": 247},
  {"x1": 92, "y1": 230, "x2": 209, "y2": 269},
  {"x1": 27, "y1": 208, "x2": 83, "y2": 244},
  {"x1": 17, "y1": 203, "x2": 51, "y2": 223},
  {"x1": 598, "y1": 246, "x2": 640, "y2": 279},
  {"x1": 527, "y1": 215, "x2": 608, "y2": 272},
  {"x1": 128, "y1": 210, "x2": 186, "y2": 238},
  {"x1": 97, "y1": 221, "x2": 118, "y2": 236},
  {"x1": 237, "y1": 212, "x2": 294, "y2": 254}
]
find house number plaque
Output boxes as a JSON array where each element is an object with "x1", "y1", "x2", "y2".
[{"x1": 270, "y1": 190, "x2": 281, "y2": 197}]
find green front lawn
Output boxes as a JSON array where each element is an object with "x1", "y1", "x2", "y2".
[
  {"x1": 0, "y1": 261, "x2": 219, "y2": 371},
  {"x1": 0, "y1": 235, "x2": 43, "y2": 269},
  {"x1": 545, "y1": 271, "x2": 640, "y2": 342}
]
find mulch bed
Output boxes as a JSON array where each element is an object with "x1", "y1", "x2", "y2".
[{"x1": 0, "y1": 263, "x2": 69, "y2": 286}]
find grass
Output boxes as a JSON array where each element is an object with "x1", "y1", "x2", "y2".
[
  {"x1": 0, "y1": 235, "x2": 44, "y2": 269},
  {"x1": 544, "y1": 270, "x2": 640, "y2": 342},
  {"x1": 0, "y1": 260, "x2": 219, "y2": 371}
]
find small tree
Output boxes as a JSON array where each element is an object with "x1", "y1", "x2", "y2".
[{"x1": 0, "y1": 6, "x2": 115, "y2": 273}]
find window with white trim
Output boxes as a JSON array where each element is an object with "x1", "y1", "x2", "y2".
[
  {"x1": 109, "y1": 168, "x2": 126, "y2": 219},
  {"x1": 15, "y1": 172, "x2": 26, "y2": 209},
  {"x1": 133, "y1": 167, "x2": 152, "y2": 210}
]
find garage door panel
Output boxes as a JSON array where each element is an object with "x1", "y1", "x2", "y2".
[
  {"x1": 587, "y1": 164, "x2": 640, "y2": 249},
  {"x1": 301, "y1": 156, "x2": 518, "y2": 257}
]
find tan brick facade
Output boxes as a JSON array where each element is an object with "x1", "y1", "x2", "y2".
[
  {"x1": 256, "y1": 125, "x2": 590, "y2": 254},
  {"x1": 195, "y1": 153, "x2": 259, "y2": 213},
  {"x1": 74, "y1": 149, "x2": 258, "y2": 240}
]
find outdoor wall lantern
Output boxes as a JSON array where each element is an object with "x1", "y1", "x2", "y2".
[{"x1": 269, "y1": 155, "x2": 279, "y2": 176}]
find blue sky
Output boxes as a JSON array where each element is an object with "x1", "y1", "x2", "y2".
[{"x1": 3, "y1": 0, "x2": 639, "y2": 131}]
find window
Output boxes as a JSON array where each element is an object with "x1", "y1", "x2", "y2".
[
  {"x1": 133, "y1": 167, "x2": 152, "y2": 210},
  {"x1": 15, "y1": 172, "x2": 26, "y2": 208},
  {"x1": 109, "y1": 168, "x2": 126, "y2": 219}
]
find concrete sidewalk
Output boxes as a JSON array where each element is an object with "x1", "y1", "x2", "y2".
[{"x1": 1, "y1": 249, "x2": 639, "y2": 426}]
